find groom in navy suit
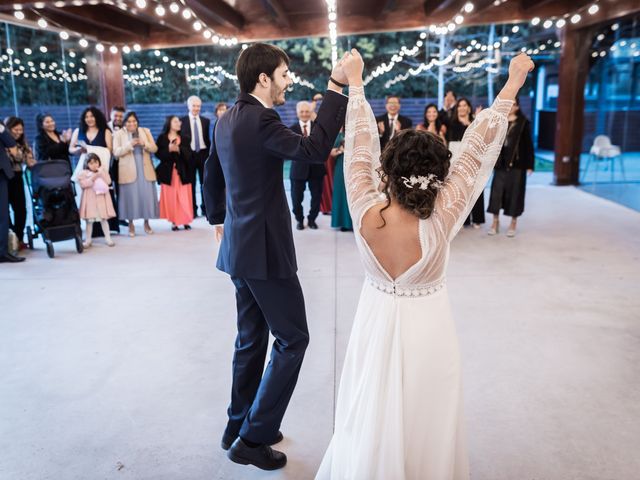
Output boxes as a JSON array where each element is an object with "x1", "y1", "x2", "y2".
[{"x1": 203, "y1": 43, "x2": 348, "y2": 470}]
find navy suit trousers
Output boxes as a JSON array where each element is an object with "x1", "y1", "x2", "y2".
[{"x1": 225, "y1": 274, "x2": 310, "y2": 444}]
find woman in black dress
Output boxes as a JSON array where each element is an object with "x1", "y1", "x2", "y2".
[
  {"x1": 33, "y1": 113, "x2": 72, "y2": 163},
  {"x1": 69, "y1": 107, "x2": 119, "y2": 235},
  {"x1": 487, "y1": 97, "x2": 534, "y2": 237},
  {"x1": 447, "y1": 98, "x2": 485, "y2": 228}
]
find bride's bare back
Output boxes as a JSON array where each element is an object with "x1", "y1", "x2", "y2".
[{"x1": 361, "y1": 202, "x2": 421, "y2": 280}]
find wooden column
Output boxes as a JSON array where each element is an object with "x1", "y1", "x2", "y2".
[
  {"x1": 84, "y1": 50, "x2": 126, "y2": 114},
  {"x1": 553, "y1": 26, "x2": 594, "y2": 185}
]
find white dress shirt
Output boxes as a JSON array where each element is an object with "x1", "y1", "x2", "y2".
[
  {"x1": 249, "y1": 93, "x2": 270, "y2": 109},
  {"x1": 388, "y1": 114, "x2": 398, "y2": 139},
  {"x1": 298, "y1": 120, "x2": 311, "y2": 136},
  {"x1": 189, "y1": 113, "x2": 207, "y2": 152}
]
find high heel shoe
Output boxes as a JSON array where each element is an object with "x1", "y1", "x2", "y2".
[{"x1": 144, "y1": 225, "x2": 154, "y2": 235}]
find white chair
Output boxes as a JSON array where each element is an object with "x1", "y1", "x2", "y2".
[{"x1": 582, "y1": 135, "x2": 625, "y2": 183}]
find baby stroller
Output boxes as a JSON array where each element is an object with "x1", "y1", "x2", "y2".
[{"x1": 26, "y1": 159, "x2": 83, "y2": 258}]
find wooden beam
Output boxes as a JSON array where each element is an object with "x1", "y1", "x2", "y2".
[
  {"x1": 520, "y1": 0, "x2": 554, "y2": 11},
  {"x1": 263, "y1": 0, "x2": 291, "y2": 29},
  {"x1": 56, "y1": 5, "x2": 151, "y2": 37},
  {"x1": 183, "y1": 0, "x2": 245, "y2": 31},
  {"x1": 39, "y1": 8, "x2": 139, "y2": 43},
  {"x1": 101, "y1": 4, "x2": 193, "y2": 36},
  {"x1": 566, "y1": 0, "x2": 640, "y2": 30},
  {"x1": 553, "y1": 26, "x2": 595, "y2": 185}
]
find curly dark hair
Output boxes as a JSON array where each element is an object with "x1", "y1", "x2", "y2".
[
  {"x1": 378, "y1": 129, "x2": 451, "y2": 226},
  {"x1": 79, "y1": 106, "x2": 108, "y2": 133}
]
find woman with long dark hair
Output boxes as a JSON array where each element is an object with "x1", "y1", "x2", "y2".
[
  {"x1": 487, "y1": 97, "x2": 534, "y2": 237},
  {"x1": 4, "y1": 116, "x2": 35, "y2": 249},
  {"x1": 416, "y1": 103, "x2": 447, "y2": 143},
  {"x1": 447, "y1": 97, "x2": 485, "y2": 228},
  {"x1": 69, "y1": 106, "x2": 113, "y2": 156},
  {"x1": 33, "y1": 113, "x2": 72, "y2": 163},
  {"x1": 155, "y1": 115, "x2": 193, "y2": 230}
]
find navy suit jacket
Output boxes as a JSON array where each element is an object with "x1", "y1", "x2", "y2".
[
  {"x1": 203, "y1": 90, "x2": 347, "y2": 280},
  {"x1": 0, "y1": 125, "x2": 17, "y2": 180},
  {"x1": 289, "y1": 122, "x2": 326, "y2": 180}
]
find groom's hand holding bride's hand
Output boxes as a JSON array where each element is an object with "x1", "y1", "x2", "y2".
[{"x1": 342, "y1": 49, "x2": 365, "y2": 87}]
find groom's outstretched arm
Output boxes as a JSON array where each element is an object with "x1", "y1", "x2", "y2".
[
  {"x1": 261, "y1": 90, "x2": 347, "y2": 164},
  {"x1": 203, "y1": 128, "x2": 226, "y2": 226}
]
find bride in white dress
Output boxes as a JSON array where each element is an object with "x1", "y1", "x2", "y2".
[{"x1": 316, "y1": 50, "x2": 534, "y2": 480}]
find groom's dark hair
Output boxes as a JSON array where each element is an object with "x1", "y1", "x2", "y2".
[{"x1": 236, "y1": 43, "x2": 290, "y2": 94}]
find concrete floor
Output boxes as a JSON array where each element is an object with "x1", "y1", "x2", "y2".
[{"x1": 1, "y1": 185, "x2": 639, "y2": 480}]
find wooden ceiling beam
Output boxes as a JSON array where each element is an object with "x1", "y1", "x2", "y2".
[
  {"x1": 39, "y1": 8, "x2": 139, "y2": 43},
  {"x1": 101, "y1": 4, "x2": 193, "y2": 36},
  {"x1": 183, "y1": 0, "x2": 245, "y2": 31},
  {"x1": 263, "y1": 0, "x2": 291, "y2": 29}
]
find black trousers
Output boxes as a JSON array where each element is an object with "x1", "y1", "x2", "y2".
[
  {"x1": 226, "y1": 275, "x2": 309, "y2": 444},
  {"x1": 464, "y1": 190, "x2": 486, "y2": 225},
  {"x1": 190, "y1": 150, "x2": 208, "y2": 216},
  {"x1": 290, "y1": 177, "x2": 323, "y2": 222},
  {"x1": 7, "y1": 170, "x2": 27, "y2": 241},
  {"x1": 0, "y1": 171, "x2": 9, "y2": 255}
]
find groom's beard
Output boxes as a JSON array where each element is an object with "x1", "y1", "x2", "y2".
[{"x1": 271, "y1": 83, "x2": 286, "y2": 106}]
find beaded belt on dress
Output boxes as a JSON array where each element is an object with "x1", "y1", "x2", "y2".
[{"x1": 366, "y1": 275, "x2": 446, "y2": 297}]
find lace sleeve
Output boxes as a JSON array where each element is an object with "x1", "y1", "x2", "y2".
[
  {"x1": 435, "y1": 97, "x2": 513, "y2": 240},
  {"x1": 343, "y1": 86, "x2": 383, "y2": 227}
]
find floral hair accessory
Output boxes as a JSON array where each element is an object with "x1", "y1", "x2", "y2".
[{"x1": 400, "y1": 174, "x2": 443, "y2": 190}]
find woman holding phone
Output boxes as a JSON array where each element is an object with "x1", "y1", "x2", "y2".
[
  {"x1": 112, "y1": 111, "x2": 159, "y2": 237},
  {"x1": 155, "y1": 115, "x2": 193, "y2": 231}
]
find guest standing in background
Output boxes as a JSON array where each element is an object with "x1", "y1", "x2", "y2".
[
  {"x1": 487, "y1": 97, "x2": 535, "y2": 237},
  {"x1": 330, "y1": 129, "x2": 352, "y2": 232},
  {"x1": 113, "y1": 112, "x2": 159, "y2": 237},
  {"x1": 33, "y1": 113, "x2": 72, "y2": 164},
  {"x1": 416, "y1": 103, "x2": 447, "y2": 144},
  {"x1": 214, "y1": 102, "x2": 228, "y2": 121},
  {"x1": 78, "y1": 153, "x2": 116, "y2": 248},
  {"x1": 1, "y1": 120, "x2": 25, "y2": 263},
  {"x1": 447, "y1": 97, "x2": 485, "y2": 228},
  {"x1": 289, "y1": 101, "x2": 324, "y2": 230},
  {"x1": 69, "y1": 107, "x2": 118, "y2": 236},
  {"x1": 439, "y1": 89, "x2": 457, "y2": 127},
  {"x1": 156, "y1": 115, "x2": 193, "y2": 231},
  {"x1": 4, "y1": 117, "x2": 36, "y2": 250},
  {"x1": 181, "y1": 96, "x2": 210, "y2": 218},
  {"x1": 376, "y1": 95, "x2": 412, "y2": 151},
  {"x1": 108, "y1": 105, "x2": 126, "y2": 227}
]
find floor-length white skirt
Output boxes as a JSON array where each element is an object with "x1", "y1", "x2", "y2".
[{"x1": 316, "y1": 281, "x2": 470, "y2": 480}]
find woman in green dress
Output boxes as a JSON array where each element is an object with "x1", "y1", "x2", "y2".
[{"x1": 330, "y1": 129, "x2": 353, "y2": 231}]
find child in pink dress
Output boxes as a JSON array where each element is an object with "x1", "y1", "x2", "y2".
[{"x1": 78, "y1": 153, "x2": 116, "y2": 247}]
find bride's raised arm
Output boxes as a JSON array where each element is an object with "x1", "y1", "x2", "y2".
[
  {"x1": 435, "y1": 53, "x2": 535, "y2": 240},
  {"x1": 342, "y1": 83, "x2": 382, "y2": 227}
]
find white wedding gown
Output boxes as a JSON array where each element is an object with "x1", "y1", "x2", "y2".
[{"x1": 316, "y1": 86, "x2": 513, "y2": 480}]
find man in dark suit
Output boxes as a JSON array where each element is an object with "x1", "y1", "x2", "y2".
[
  {"x1": 0, "y1": 121, "x2": 25, "y2": 263},
  {"x1": 375, "y1": 95, "x2": 413, "y2": 151},
  {"x1": 203, "y1": 43, "x2": 349, "y2": 471},
  {"x1": 439, "y1": 89, "x2": 457, "y2": 128},
  {"x1": 289, "y1": 100, "x2": 325, "y2": 230},
  {"x1": 180, "y1": 96, "x2": 210, "y2": 217}
]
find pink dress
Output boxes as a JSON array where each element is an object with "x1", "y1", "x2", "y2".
[
  {"x1": 159, "y1": 165, "x2": 193, "y2": 225},
  {"x1": 78, "y1": 170, "x2": 116, "y2": 220}
]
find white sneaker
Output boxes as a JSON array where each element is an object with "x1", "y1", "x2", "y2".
[
  {"x1": 488, "y1": 226, "x2": 498, "y2": 236},
  {"x1": 507, "y1": 229, "x2": 516, "y2": 237}
]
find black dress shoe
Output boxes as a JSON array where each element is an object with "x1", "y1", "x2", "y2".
[
  {"x1": 221, "y1": 431, "x2": 283, "y2": 451},
  {"x1": 171, "y1": 225, "x2": 179, "y2": 231},
  {"x1": 0, "y1": 253, "x2": 26, "y2": 263},
  {"x1": 308, "y1": 219, "x2": 318, "y2": 229},
  {"x1": 227, "y1": 438, "x2": 287, "y2": 470},
  {"x1": 183, "y1": 224, "x2": 192, "y2": 230},
  {"x1": 296, "y1": 220, "x2": 304, "y2": 230}
]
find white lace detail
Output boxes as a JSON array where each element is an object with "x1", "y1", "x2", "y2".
[{"x1": 343, "y1": 86, "x2": 512, "y2": 289}]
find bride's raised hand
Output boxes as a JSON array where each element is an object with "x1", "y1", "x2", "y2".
[{"x1": 342, "y1": 49, "x2": 364, "y2": 87}]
